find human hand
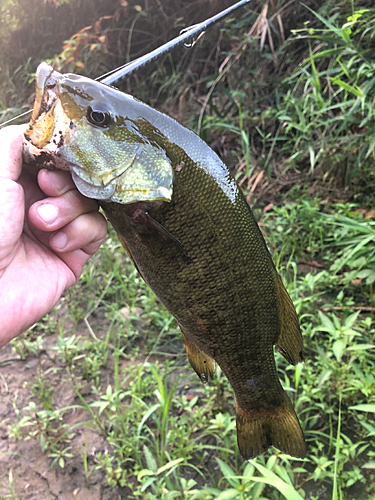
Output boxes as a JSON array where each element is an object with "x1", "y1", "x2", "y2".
[{"x1": 0, "y1": 125, "x2": 107, "y2": 347}]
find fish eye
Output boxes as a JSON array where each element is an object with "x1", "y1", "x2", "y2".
[{"x1": 87, "y1": 107, "x2": 111, "y2": 127}]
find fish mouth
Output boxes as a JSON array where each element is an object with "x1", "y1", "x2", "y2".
[
  {"x1": 25, "y1": 63, "x2": 61, "y2": 148},
  {"x1": 32, "y1": 64, "x2": 59, "y2": 126},
  {"x1": 23, "y1": 63, "x2": 71, "y2": 171}
]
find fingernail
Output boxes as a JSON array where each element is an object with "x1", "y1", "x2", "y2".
[
  {"x1": 37, "y1": 203, "x2": 59, "y2": 223},
  {"x1": 51, "y1": 232, "x2": 67, "y2": 250}
]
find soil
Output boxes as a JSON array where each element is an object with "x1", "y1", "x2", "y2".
[
  {"x1": 0, "y1": 310, "x2": 199, "y2": 500},
  {"x1": 0, "y1": 328, "x2": 126, "y2": 500}
]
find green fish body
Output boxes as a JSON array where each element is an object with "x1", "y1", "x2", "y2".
[{"x1": 23, "y1": 63, "x2": 306, "y2": 459}]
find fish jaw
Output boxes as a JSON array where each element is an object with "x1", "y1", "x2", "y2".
[
  {"x1": 23, "y1": 63, "x2": 72, "y2": 172},
  {"x1": 23, "y1": 63, "x2": 174, "y2": 204},
  {"x1": 27, "y1": 62, "x2": 63, "y2": 148}
]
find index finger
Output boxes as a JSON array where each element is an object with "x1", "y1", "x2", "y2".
[{"x1": 0, "y1": 124, "x2": 27, "y2": 181}]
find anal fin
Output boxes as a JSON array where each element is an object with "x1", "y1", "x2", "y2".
[
  {"x1": 181, "y1": 329, "x2": 215, "y2": 383},
  {"x1": 274, "y1": 275, "x2": 304, "y2": 365}
]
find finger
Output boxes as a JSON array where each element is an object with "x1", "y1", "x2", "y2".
[
  {"x1": 48, "y1": 211, "x2": 107, "y2": 281},
  {"x1": 18, "y1": 166, "x2": 46, "y2": 212},
  {"x1": 50, "y1": 210, "x2": 107, "y2": 255},
  {"x1": 38, "y1": 169, "x2": 77, "y2": 197},
  {"x1": 29, "y1": 188, "x2": 99, "y2": 232},
  {"x1": 0, "y1": 125, "x2": 26, "y2": 181},
  {"x1": 56, "y1": 248, "x2": 97, "y2": 284}
]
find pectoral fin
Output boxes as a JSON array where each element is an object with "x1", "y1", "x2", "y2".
[
  {"x1": 181, "y1": 329, "x2": 215, "y2": 383},
  {"x1": 275, "y1": 276, "x2": 304, "y2": 365},
  {"x1": 142, "y1": 213, "x2": 193, "y2": 268},
  {"x1": 117, "y1": 234, "x2": 136, "y2": 264}
]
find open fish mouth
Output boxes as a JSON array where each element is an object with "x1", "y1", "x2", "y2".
[
  {"x1": 31, "y1": 63, "x2": 59, "y2": 128},
  {"x1": 23, "y1": 63, "x2": 73, "y2": 172}
]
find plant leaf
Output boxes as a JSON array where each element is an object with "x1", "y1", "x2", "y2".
[
  {"x1": 216, "y1": 458, "x2": 240, "y2": 488},
  {"x1": 349, "y1": 404, "x2": 375, "y2": 413},
  {"x1": 250, "y1": 460, "x2": 304, "y2": 500},
  {"x1": 332, "y1": 338, "x2": 346, "y2": 361},
  {"x1": 157, "y1": 458, "x2": 184, "y2": 475}
]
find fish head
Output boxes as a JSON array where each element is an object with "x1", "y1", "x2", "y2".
[{"x1": 23, "y1": 62, "x2": 173, "y2": 203}]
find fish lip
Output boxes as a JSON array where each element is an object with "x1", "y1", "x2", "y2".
[
  {"x1": 24, "y1": 63, "x2": 64, "y2": 152},
  {"x1": 31, "y1": 63, "x2": 60, "y2": 127},
  {"x1": 70, "y1": 164, "x2": 120, "y2": 188}
]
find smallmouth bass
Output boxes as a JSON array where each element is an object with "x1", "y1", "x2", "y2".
[{"x1": 23, "y1": 62, "x2": 306, "y2": 459}]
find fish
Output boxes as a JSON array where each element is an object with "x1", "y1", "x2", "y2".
[{"x1": 23, "y1": 62, "x2": 306, "y2": 460}]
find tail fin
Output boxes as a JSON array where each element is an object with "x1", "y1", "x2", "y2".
[{"x1": 235, "y1": 397, "x2": 306, "y2": 460}]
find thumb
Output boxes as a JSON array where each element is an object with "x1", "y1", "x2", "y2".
[
  {"x1": 0, "y1": 124, "x2": 25, "y2": 180},
  {"x1": 0, "y1": 126, "x2": 26, "y2": 270},
  {"x1": 0, "y1": 178, "x2": 25, "y2": 270}
]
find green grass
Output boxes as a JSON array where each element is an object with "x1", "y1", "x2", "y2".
[
  {"x1": 261, "y1": 5, "x2": 375, "y2": 185},
  {"x1": 5, "y1": 200, "x2": 375, "y2": 499}
]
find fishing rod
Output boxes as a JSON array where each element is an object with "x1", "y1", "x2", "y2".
[
  {"x1": 100, "y1": 0, "x2": 251, "y2": 86},
  {"x1": 0, "y1": 0, "x2": 251, "y2": 127}
]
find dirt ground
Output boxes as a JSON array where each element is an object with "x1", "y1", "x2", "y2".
[{"x1": 0, "y1": 336, "x2": 126, "y2": 500}]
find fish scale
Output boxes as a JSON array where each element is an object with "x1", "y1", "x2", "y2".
[{"x1": 23, "y1": 62, "x2": 306, "y2": 459}]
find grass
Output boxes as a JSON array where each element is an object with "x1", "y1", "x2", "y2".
[
  {"x1": 261, "y1": 4, "x2": 375, "y2": 186},
  {"x1": 2, "y1": 198, "x2": 374, "y2": 499}
]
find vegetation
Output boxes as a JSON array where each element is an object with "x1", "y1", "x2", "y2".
[{"x1": 0, "y1": 0, "x2": 375, "y2": 499}]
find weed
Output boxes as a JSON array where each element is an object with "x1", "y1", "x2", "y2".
[{"x1": 266, "y1": 5, "x2": 375, "y2": 184}]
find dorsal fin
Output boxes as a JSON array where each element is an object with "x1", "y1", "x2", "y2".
[{"x1": 274, "y1": 275, "x2": 304, "y2": 365}]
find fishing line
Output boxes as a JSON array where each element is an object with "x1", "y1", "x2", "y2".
[
  {"x1": 0, "y1": 0, "x2": 251, "y2": 128},
  {"x1": 0, "y1": 109, "x2": 32, "y2": 127}
]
